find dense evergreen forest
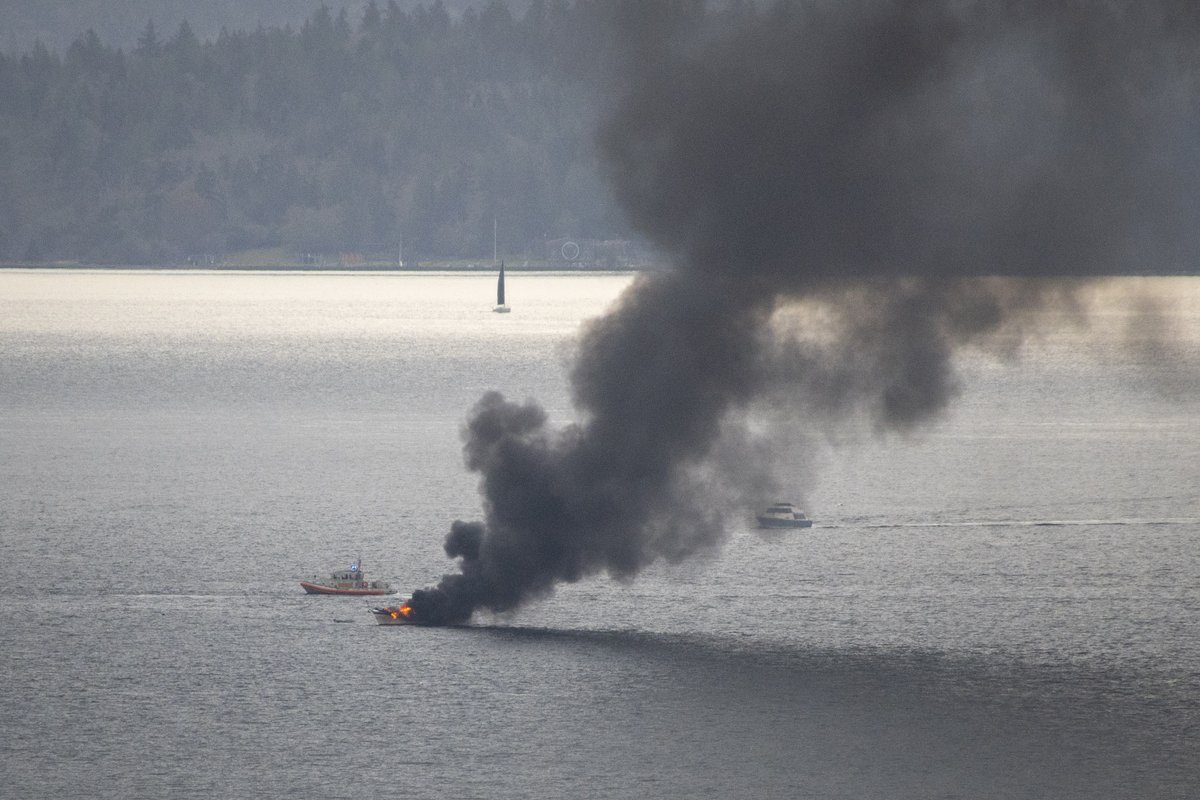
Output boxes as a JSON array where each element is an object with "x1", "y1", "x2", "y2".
[
  {"x1": 0, "y1": 1, "x2": 504, "y2": 51},
  {"x1": 0, "y1": 0, "x2": 675, "y2": 265}
]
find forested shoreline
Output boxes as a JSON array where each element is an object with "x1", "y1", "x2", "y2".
[{"x1": 0, "y1": 1, "x2": 687, "y2": 266}]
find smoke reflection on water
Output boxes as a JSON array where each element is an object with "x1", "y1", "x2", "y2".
[{"x1": 469, "y1": 624, "x2": 1197, "y2": 799}]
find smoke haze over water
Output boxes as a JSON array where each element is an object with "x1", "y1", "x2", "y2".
[{"x1": 406, "y1": 0, "x2": 1200, "y2": 625}]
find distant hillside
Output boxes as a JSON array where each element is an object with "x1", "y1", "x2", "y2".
[
  {"x1": 0, "y1": 1, "x2": 524, "y2": 52},
  {"x1": 0, "y1": 1, "x2": 641, "y2": 265}
]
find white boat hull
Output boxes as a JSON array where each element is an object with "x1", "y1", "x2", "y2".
[
  {"x1": 756, "y1": 503, "x2": 813, "y2": 529},
  {"x1": 756, "y1": 517, "x2": 813, "y2": 529},
  {"x1": 371, "y1": 605, "x2": 421, "y2": 625}
]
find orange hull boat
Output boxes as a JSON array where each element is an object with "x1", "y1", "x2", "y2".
[{"x1": 300, "y1": 558, "x2": 392, "y2": 596}]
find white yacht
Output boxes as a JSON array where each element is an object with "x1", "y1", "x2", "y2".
[{"x1": 756, "y1": 503, "x2": 813, "y2": 529}]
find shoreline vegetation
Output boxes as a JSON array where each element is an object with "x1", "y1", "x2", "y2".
[
  {"x1": 0, "y1": 261, "x2": 650, "y2": 271},
  {"x1": 2, "y1": 261, "x2": 1195, "y2": 276},
  {"x1": 5, "y1": 3, "x2": 1200, "y2": 278},
  {"x1": 0, "y1": 2, "x2": 639, "y2": 267}
]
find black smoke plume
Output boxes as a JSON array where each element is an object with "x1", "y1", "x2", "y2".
[{"x1": 407, "y1": 0, "x2": 1200, "y2": 625}]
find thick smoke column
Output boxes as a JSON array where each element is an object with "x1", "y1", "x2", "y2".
[{"x1": 407, "y1": 0, "x2": 1200, "y2": 625}]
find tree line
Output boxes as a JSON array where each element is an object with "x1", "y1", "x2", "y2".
[{"x1": 0, "y1": 1, "x2": 712, "y2": 265}]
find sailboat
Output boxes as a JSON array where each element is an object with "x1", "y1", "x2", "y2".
[
  {"x1": 493, "y1": 261, "x2": 511, "y2": 313},
  {"x1": 491, "y1": 218, "x2": 510, "y2": 313}
]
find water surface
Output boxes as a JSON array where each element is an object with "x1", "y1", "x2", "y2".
[{"x1": 1, "y1": 270, "x2": 1197, "y2": 799}]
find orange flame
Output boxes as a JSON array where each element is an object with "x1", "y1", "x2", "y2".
[{"x1": 385, "y1": 603, "x2": 416, "y2": 620}]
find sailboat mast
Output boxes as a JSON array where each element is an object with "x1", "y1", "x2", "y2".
[{"x1": 492, "y1": 217, "x2": 510, "y2": 312}]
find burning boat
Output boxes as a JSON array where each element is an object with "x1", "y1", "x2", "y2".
[
  {"x1": 300, "y1": 558, "x2": 393, "y2": 596},
  {"x1": 370, "y1": 601, "x2": 422, "y2": 625}
]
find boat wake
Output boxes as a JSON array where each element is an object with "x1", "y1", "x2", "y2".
[{"x1": 825, "y1": 518, "x2": 1200, "y2": 530}]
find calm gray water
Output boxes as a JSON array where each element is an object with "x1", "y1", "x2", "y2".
[{"x1": 1, "y1": 270, "x2": 1197, "y2": 799}]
